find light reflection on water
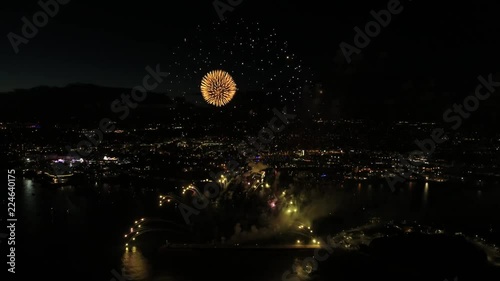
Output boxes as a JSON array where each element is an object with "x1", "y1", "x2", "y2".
[
  {"x1": 120, "y1": 252, "x2": 313, "y2": 281},
  {"x1": 121, "y1": 247, "x2": 152, "y2": 281},
  {"x1": 423, "y1": 182, "x2": 429, "y2": 208},
  {"x1": 18, "y1": 178, "x2": 500, "y2": 281}
]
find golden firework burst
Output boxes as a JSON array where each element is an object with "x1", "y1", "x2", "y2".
[{"x1": 200, "y1": 70, "x2": 237, "y2": 107}]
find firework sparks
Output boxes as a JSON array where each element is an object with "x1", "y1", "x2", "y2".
[{"x1": 201, "y1": 70, "x2": 237, "y2": 107}]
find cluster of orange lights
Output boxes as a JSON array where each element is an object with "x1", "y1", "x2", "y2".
[{"x1": 201, "y1": 70, "x2": 237, "y2": 107}]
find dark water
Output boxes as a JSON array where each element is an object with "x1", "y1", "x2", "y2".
[{"x1": 13, "y1": 178, "x2": 500, "y2": 281}]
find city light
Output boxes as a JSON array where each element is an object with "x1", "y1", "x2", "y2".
[{"x1": 8, "y1": 8, "x2": 498, "y2": 281}]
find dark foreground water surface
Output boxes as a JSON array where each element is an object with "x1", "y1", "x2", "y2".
[{"x1": 12, "y1": 178, "x2": 500, "y2": 281}]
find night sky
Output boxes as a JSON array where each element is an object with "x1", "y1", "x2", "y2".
[{"x1": 2, "y1": 0, "x2": 500, "y2": 118}]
